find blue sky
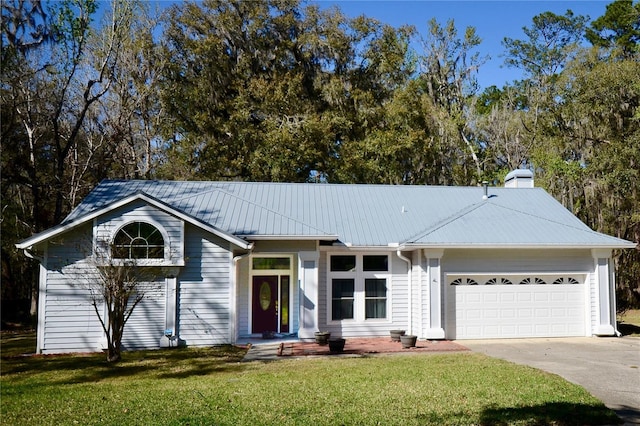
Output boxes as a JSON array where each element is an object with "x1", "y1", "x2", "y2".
[
  {"x1": 311, "y1": 1, "x2": 611, "y2": 89},
  {"x1": 115, "y1": 0, "x2": 610, "y2": 90}
]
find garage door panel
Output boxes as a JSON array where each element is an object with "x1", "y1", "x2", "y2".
[
  {"x1": 517, "y1": 293, "x2": 532, "y2": 302},
  {"x1": 483, "y1": 293, "x2": 499, "y2": 303},
  {"x1": 500, "y1": 293, "x2": 515, "y2": 303},
  {"x1": 501, "y1": 309, "x2": 515, "y2": 319},
  {"x1": 446, "y1": 275, "x2": 586, "y2": 339},
  {"x1": 534, "y1": 293, "x2": 549, "y2": 302}
]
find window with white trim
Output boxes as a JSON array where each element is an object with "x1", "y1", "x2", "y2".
[
  {"x1": 112, "y1": 222, "x2": 165, "y2": 260},
  {"x1": 329, "y1": 254, "x2": 389, "y2": 321}
]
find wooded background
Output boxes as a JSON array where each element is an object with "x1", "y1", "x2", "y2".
[{"x1": 2, "y1": 0, "x2": 639, "y2": 323}]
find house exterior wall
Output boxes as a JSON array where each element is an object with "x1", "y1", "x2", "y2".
[
  {"x1": 39, "y1": 223, "x2": 167, "y2": 354},
  {"x1": 121, "y1": 280, "x2": 166, "y2": 350},
  {"x1": 177, "y1": 225, "x2": 233, "y2": 346},
  {"x1": 440, "y1": 248, "x2": 596, "y2": 339},
  {"x1": 440, "y1": 248, "x2": 593, "y2": 273},
  {"x1": 39, "y1": 224, "x2": 104, "y2": 354}
]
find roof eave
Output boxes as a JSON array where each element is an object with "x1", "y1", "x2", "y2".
[
  {"x1": 398, "y1": 242, "x2": 638, "y2": 250},
  {"x1": 16, "y1": 192, "x2": 253, "y2": 251},
  {"x1": 243, "y1": 234, "x2": 339, "y2": 241}
]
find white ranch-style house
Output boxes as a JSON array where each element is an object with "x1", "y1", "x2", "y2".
[{"x1": 17, "y1": 170, "x2": 637, "y2": 354}]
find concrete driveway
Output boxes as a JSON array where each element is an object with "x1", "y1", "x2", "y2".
[{"x1": 464, "y1": 337, "x2": 640, "y2": 424}]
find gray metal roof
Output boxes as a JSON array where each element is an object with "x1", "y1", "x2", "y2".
[{"x1": 59, "y1": 180, "x2": 635, "y2": 249}]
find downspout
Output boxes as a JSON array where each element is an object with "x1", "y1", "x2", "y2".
[{"x1": 396, "y1": 250, "x2": 412, "y2": 335}]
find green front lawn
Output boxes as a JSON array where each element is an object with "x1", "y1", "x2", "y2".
[{"x1": 0, "y1": 331, "x2": 620, "y2": 426}]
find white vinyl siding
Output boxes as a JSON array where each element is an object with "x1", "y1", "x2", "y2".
[
  {"x1": 121, "y1": 280, "x2": 166, "y2": 350},
  {"x1": 177, "y1": 226, "x2": 232, "y2": 345},
  {"x1": 41, "y1": 225, "x2": 103, "y2": 354},
  {"x1": 441, "y1": 249, "x2": 593, "y2": 273},
  {"x1": 42, "y1": 224, "x2": 167, "y2": 353}
]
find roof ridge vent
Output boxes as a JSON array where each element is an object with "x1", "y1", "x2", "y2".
[{"x1": 505, "y1": 169, "x2": 534, "y2": 188}]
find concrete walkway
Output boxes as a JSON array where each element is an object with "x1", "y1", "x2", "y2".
[{"x1": 464, "y1": 337, "x2": 640, "y2": 425}]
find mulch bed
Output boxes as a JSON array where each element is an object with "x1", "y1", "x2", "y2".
[{"x1": 277, "y1": 337, "x2": 469, "y2": 357}]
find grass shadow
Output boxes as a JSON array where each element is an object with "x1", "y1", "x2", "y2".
[
  {"x1": 479, "y1": 402, "x2": 623, "y2": 425},
  {"x1": 2, "y1": 336, "x2": 249, "y2": 385},
  {"x1": 0, "y1": 329, "x2": 36, "y2": 358},
  {"x1": 617, "y1": 321, "x2": 640, "y2": 336}
]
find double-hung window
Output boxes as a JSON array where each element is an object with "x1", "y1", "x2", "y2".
[{"x1": 329, "y1": 254, "x2": 389, "y2": 322}]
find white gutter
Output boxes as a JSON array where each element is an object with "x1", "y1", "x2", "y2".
[
  {"x1": 399, "y1": 242, "x2": 637, "y2": 250},
  {"x1": 396, "y1": 250, "x2": 412, "y2": 335},
  {"x1": 242, "y1": 235, "x2": 338, "y2": 241}
]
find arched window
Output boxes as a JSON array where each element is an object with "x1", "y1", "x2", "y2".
[
  {"x1": 553, "y1": 277, "x2": 580, "y2": 285},
  {"x1": 112, "y1": 222, "x2": 165, "y2": 259},
  {"x1": 451, "y1": 278, "x2": 478, "y2": 286}
]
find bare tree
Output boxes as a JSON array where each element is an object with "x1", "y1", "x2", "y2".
[{"x1": 81, "y1": 256, "x2": 160, "y2": 363}]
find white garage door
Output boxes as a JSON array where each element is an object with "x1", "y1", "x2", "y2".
[{"x1": 446, "y1": 274, "x2": 586, "y2": 339}]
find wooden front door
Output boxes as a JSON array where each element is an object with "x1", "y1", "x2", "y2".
[{"x1": 252, "y1": 276, "x2": 278, "y2": 333}]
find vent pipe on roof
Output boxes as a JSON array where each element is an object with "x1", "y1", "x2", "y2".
[
  {"x1": 482, "y1": 181, "x2": 489, "y2": 200},
  {"x1": 504, "y1": 169, "x2": 534, "y2": 188}
]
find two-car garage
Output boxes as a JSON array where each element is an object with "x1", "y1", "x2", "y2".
[{"x1": 445, "y1": 273, "x2": 587, "y2": 340}]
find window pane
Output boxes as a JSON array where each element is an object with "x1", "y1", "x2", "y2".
[
  {"x1": 131, "y1": 245, "x2": 147, "y2": 259},
  {"x1": 138, "y1": 222, "x2": 155, "y2": 237},
  {"x1": 131, "y1": 237, "x2": 146, "y2": 246},
  {"x1": 363, "y1": 255, "x2": 388, "y2": 271},
  {"x1": 365, "y1": 278, "x2": 386, "y2": 319},
  {"x1": 112, "y1": 246, "x2": 129, "y2": 259},
  {"x1": 365, "y1": 300, "x2": 386, "y2": 319},
  {"x1": 331, "y1": 278, "x2": 354, "y2": 320},
  {"x1": 365, "y1": 279, "x2": 386, "y2": 297},
  {"x1": 252, "y1": 257, "x2": 290, "y2": 270},
  {"x1": 113, "y1": 231, "x2": 130, "y2": 246},
  {"x1": 330, "y1": 255, "x2": 356, "y2": 272},
  {"x1": 146, "y1": 229, "x2": 164, "y2": 245},
  {"x1": 332, "y1": 300, "x2": 354, "y2": 320},
  {"x1": 148, "y1": 246, "x2": 164, "y2": 258},
  {"x1": 332, "y1": 279, "x2": 354, "y2": 297}
]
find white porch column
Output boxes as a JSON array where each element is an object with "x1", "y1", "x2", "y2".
[
  {"x1": 160, "y1": 267, "x2": 181, "y2": 347},
  {"x1": 424, "y1": 249, "x2": 445, "y2": 339},
  {"x1": 592, "y1": 249, "x2": 616, "y2": 336},
  {"x1": 298, "y1": 251, "x2": 319, "y2": 340}
]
